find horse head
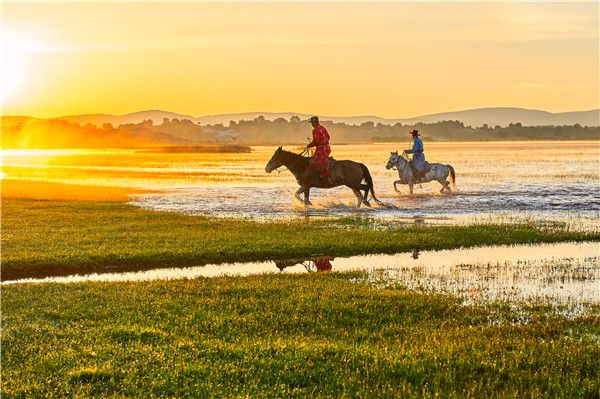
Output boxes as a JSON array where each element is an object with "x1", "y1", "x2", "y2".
[
  {"x1": 265, "y1": 146, "x2": 283, "y2": 173},
  {"x1": 386, "y1": 151, "x2": 400, "y2": 170}
]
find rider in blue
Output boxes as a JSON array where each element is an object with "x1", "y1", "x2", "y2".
[{"x1": 405, "y1": 129, "x2": 427, "y2": 180}]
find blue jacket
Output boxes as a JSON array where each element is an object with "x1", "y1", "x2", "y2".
[{"x1": 406, "y1": 137, "x2": 426, "y2": 171}]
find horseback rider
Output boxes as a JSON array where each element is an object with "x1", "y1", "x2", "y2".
[
  {"x1": 405, "y1": 129, "x2": 428, "y2": 181},
  {"x1": 304, "y1": 116, "x2": 334, "y2": 184}
]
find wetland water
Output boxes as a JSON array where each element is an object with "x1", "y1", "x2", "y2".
[
  {"x1": 4, "y1": 242, "x2": 598, "y2": 313},
  {"x1": 2, "y1": 142, "x2": 599, "y2": 226},
  {"x1": 2, "y1": 142, "x2": 599, "y2": 312}
]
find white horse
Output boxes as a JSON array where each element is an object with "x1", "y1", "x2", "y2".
[{"x1": 386, "y1": 151, "x2": 456, "y2": 194}]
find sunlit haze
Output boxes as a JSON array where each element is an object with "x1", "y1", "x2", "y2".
[{"x1": 1, "y1": 2, "x2": 598, "y2": 118}]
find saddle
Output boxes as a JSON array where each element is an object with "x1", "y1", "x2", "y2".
[
  {"x1": 328, "y1": 157, "x2": 337, "y2": 169},
  {"x1": 409, "y1": 162, "x2": 431, "y2": 182}
]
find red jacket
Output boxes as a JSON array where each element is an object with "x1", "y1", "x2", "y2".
[{"x1": 308, "y1": 124, "x2": 330, "y2": 147}]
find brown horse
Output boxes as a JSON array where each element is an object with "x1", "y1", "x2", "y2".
[{"x1": 265, "y1": 147, "x2": 381, "y2": 207}]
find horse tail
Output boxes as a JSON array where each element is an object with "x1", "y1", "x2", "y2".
[
  {"x1": 360, "y1": 164, "x2": 382, "y2": 204},
  {"x1": 447, "y1": 164, "x2": 457, "y2": 190}
]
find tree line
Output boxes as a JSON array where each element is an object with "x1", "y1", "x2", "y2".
[{"x1": 2, "y1": 115, "x2": 598, "y2": 149}]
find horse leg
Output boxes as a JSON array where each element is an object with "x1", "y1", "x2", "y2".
[
  {"x1": 443, "y1": 180, "x2": 451, "y2": 193},
  {"x1": 352, "y1": 188, "x2": 366, "y2": 208},
  {"x1": 304, "y1": 187, "x2": 312, "y2": 206},
  {"x1": 362, "y1": 190, "x2": 371, "y2": 207},
  {"x1": 393, "y1": 180, "x2": 402, "y2": 193},
  {"x1": 295, "y1": 187, "x2": 304, "y2": 202},
  {"x1": 360, "y1": 184, "x2": 370, "y2": 202}
]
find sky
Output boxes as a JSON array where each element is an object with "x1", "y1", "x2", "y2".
[{"x1": 1, "y1": 2, "x2": 598, "y2": 119}]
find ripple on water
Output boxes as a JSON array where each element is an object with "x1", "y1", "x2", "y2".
[{"x1": 129, "y1": 183, "x2": 600, "y2": 230}]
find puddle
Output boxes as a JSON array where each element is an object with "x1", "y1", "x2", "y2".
[{"x1": 5, "y1": 242, "x2": 599, "y2": 312}]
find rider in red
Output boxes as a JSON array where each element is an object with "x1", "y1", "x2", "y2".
[{"x1": 305, "y1": 116, "x2": 332, "y2": 183}]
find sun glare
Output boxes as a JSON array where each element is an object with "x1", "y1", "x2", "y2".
[{"x1": 1, "y1": 27, "x2": 49, "y2": 109}]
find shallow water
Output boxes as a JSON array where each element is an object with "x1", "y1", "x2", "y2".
[
  {"x1": 5, "y1": 242, "x2": 599, "y2": 312},
  {"x1": 4, "y1": 142, "x2": 597, "y2": 226}
]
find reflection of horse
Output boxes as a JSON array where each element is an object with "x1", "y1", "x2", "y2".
[
  {"x1": 274, "y1": 257, "x2": 334, "y2": 272},
  {"x1": 411, "y1": 249, "x2": 420, "y2": 259},
  {"x1": 265, "y1": 147, "x2": 382, "y2": 207},
  {"x1": 386, "y1": 151, "x2": 456, "y2": 195}
]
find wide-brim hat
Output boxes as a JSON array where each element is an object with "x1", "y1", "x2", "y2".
[{"x1": 409, "y1": 129, "x2": 419, "y2": 136}]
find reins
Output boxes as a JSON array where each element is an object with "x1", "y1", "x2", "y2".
[{"x1": 275, "y1": 148, "x2": 311, "y2": 174}]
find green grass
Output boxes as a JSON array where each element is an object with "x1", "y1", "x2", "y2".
[
  {"x1": 2, "y1": 198, "x2": 598, "y2": 280},
  {"x1": 2, "y1": 273, "x2": 599, "y2": 398}
]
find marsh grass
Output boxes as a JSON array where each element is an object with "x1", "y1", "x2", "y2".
[
  {"x1": 2, "y1": 198, "x2": 598, "y2": 280},
  {"x1": 2, "y1": 272, "x2": 599, "y2": 398}
]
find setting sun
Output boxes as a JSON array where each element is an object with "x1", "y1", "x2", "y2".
[{"x1": 1, "y1": 25, "x2": 53, "y2": 108}]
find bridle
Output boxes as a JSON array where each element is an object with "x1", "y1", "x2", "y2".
[
  {"x1": 273, "y1": 147, "x2": 312, "y2": 174},
  {"x1": 389, "y1": 154, "x2": 410, "y2": 176}
]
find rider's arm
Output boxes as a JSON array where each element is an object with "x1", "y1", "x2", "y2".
[{"x1": 408, "y1": 139, "x2": 423, "y2": 154}]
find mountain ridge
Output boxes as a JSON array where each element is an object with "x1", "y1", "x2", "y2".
[{"x1": 35, "y1": 107, "x2": 600, "y2": 128}]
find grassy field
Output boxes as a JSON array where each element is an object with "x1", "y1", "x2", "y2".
[
  {"x1": 2, "y1": 198, "x2": 599, "y2": 280},
  {"x1": 2, "y1": 198, "x2": 599, "y2": 397},
  {"x1": 3, "y1": 272, "x2": 599, "y2": 398}
]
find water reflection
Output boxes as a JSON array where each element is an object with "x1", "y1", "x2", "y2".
[
  {"x1": 411, "y1": 249, "x2": 420, "y2": 259},
  {"x1": 5, "y1": 242, "x2": 598, "y2": 312},
  {"x1": 275, "y1": 257, "x2": 334, "y2": 273}
]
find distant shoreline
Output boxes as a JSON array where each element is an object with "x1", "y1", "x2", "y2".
[{"x1": 1, "y1": 138, "x2": 599, "y2": 151}]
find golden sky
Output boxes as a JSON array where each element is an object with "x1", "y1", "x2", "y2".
[{"x1": 2, "y1": 2, "x2": 598, "y2": 118}]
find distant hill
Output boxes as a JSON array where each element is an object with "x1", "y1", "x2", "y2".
[
  {"x1": 57, "y1": 107, "x2": 599, "y2": 128},
  {"x1": 60, "y1": 110, "x2": 201, "y2": 127},
  {"x1": 401, "y1": 108, "x2": 600, "y2": 128}
]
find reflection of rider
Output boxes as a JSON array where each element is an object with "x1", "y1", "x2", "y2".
[
  {"x1": 405, "y1": 129, "x2": 427, "y2": 179},
  {"x1": 304, "y1": 116, "x2": 333, "y2": 184},
  {"x1": 274, "y1": 257, "x2": 334, "y2": 272},
  {"x1": 314, "y1": 257, "x2": 333, "y2": 272}
]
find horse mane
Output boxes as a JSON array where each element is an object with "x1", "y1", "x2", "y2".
[
  {"x1": 396, "y1": 154, "x2": 408, "y2": 166},
  {"x1": 279, "y1": 149, "x2": 310, "y2": 167}
]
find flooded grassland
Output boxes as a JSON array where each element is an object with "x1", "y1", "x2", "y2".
[
  {"x1": 3, "y1": 271, "x2": 599, "y2": 398},
  {"x1": 2, "y1": 141, "x2": 599, "y2": 226},
  {"x1": 1, "y1": 141, "x2": 599, "y2": 397},
  {"x1": 1, "y1": 141, "x2": 599, "y2": 294}
]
